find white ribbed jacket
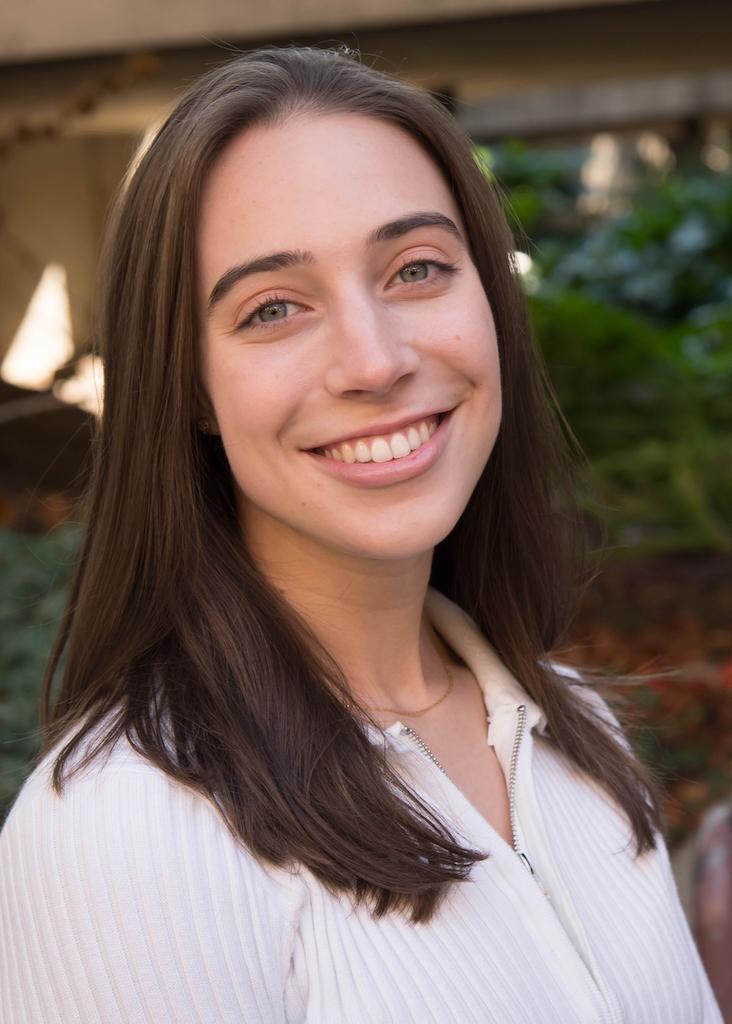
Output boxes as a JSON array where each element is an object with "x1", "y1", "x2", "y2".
[{"x1": 0, "y1": 589, "x2": 723, "y2": 1023}]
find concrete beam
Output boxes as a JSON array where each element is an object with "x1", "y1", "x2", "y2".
[
  {"x1": 0, "y1": 0, "x2": 656, "y2": 65},
  {"x1": 2, "y1": 1, "x2": 731, "y2": 138},
  {"x1": 458, "y1": 68, "x2": 732, "y2": 140}
]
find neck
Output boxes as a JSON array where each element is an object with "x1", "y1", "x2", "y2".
[{"x1": 242, "y1": 511, "x2": 449, "y2": 724}]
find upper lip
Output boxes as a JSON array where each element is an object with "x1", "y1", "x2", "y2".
[{"x1": 305, "y1": 406, "x2": 453, "y2": 451}]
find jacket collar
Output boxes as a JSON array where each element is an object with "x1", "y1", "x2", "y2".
[
  {"x1": 425, "y1": 588, "x2": 549, "y2": 735},
  {"x1": 362, "y1": 588, "x2": 549, "y2": 742}
]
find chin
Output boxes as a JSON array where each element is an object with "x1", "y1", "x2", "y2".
[{"x1": 327, "y1": 511, "x2": 463, "y2": 563}]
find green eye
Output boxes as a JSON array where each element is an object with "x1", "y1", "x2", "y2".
[
  {"x1": 237, "y1": 296, "x2": 302, "y2": 332},
  {"x1": 394, "y1": 258, "x2": 459, "y2": 286},
  {"x1": 399, "y1": 262, "x2": 430, "y2": 283},
  {"x1": 258, "y1": 302, "x2": 289, "y2": 322}
]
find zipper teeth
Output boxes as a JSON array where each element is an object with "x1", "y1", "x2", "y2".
[
  {"x1": 508, "y1": 704, "x2": 526, "y2": 852},
  {"x1": 400, "y1": 726, "x2": 450, "y2": 777},
  {"x1": 400, "y1": 706, "x2": 552, "y2": 902},
  {"x1": 400, "y1": 708, "x2": 525, "y2": 854}
]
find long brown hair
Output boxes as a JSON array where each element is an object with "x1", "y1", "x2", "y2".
[{"x1": 38, "y1": 44, "x2": 665, "y2": 925}]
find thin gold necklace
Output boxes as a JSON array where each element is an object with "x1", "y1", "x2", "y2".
[{"x1": 351, "y1": 629, "x2": 454, "y2": 717}]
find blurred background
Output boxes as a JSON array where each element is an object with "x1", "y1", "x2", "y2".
[{"x1": 1, "y1": 0, "x2": 730, "y2": 1010}]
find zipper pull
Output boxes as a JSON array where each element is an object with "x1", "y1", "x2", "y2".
[
  {"x1": 517, "y1": 851, "x2": 552, "y2": 902},
  {"x1": 517, "y1": 851, "x2": 534, "y2": 874}
]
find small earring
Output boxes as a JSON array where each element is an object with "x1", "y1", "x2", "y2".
[{"x1": 197, "y1": 418, "x2": 211, "y2": 433}]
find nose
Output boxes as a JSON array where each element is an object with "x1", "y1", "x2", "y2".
[{"x1": 323, "y1": 296, "x2": 420, "y2": 399}]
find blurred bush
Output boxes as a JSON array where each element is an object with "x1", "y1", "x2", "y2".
[
  {"x1": 560, "y1": 552, "x2": 732, "y2": 847},
  {"x1": 0, "y1": 524, "x2": 78, "y2": 824},
  {"x1": 479, "y1": 140, "x2": 732, "y2": 556},
  {"x1": 615, "y1": 672, "x2": 731, "y2": 848}
]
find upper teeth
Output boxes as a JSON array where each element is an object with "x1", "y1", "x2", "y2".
[{"x1": 320, "y1": 416, "x2": 439, "y2": 463}]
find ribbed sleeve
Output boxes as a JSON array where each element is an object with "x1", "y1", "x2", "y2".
[
  {"x1": 0, "y1": 757, "x2": 304, "y2": 1024},
  {"x1": 533, "y1": 678, "x2": 723, "y2": 1023},
  {"x1": 529, "y1": 735, "x2": 723, "y2": 1024}
]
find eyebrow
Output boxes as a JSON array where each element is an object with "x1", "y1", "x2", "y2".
[{"x1": 206, "y1": 210, "x2": 465, "y2": 317}]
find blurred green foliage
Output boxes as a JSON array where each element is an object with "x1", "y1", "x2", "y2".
[
  {"x1": 478, "y1": 140, "x2": 732, "y2": 555},
  {"x1": 0, "y1": 524, "x2": 78, "y2": 824}
]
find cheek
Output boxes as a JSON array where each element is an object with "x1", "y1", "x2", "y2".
[
  {"x1": 207, "y1": 359, "x2": 308, "y2": 505},
  {"x1": 208, "y1": 355, "x2": 291, "y2": 439},
  {"x1": 445, "y1": 302, "x2": 501, "y2": 392}
]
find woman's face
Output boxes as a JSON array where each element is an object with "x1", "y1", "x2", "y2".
[{"x1": 197, "y1": 112, "x2": 501, "y2": 564}]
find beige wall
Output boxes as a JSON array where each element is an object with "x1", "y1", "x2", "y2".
[{"x1": 0, "y1": 136, "x2": 135, "y2": 364}]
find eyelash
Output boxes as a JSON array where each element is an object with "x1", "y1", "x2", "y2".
[{"x1": 234, "y1": 258, "x2": 460, "y2": 333}]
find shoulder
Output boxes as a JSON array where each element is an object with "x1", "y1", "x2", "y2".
[
  {"x1": 544, "y1": 658, "x2": 631, "y2": 749},
  {"x1": 1, "y1": 718, "x2": 301, "y2": 907},
  {"x1": 0, "y1": 720, "x2": 305, "y2": 1023}
]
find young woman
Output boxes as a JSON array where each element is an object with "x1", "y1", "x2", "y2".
[{"x1": 0, "y1": 45, "x2": 722, "y2": 1023}]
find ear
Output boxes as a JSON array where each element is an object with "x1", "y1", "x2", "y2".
[{"x1": 193, "y1": 384, "x2": 220, "y2": 435}]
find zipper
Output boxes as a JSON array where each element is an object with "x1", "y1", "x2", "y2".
[
  {"x1": 402, "y1": 708, "x2": 623, "y2": 1023},
  {"x1": 400, "y1": 703, "x2": 552, "y2": 901},
  {"x1": 508, "y1": 706, "x2": 552, "y2": 900}
]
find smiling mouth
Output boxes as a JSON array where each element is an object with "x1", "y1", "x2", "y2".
[{"x1": 311, "y1": 411, "x2": 449, "y2": 464}]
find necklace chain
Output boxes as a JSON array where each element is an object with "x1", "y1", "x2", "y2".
[{"x1": 350, "y1": 629, "x2": 454, "y2": 717}]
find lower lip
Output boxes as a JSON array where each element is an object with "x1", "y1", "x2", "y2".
[{"x1": 304, "y1": 409, "x2": 455, "y2": 488}]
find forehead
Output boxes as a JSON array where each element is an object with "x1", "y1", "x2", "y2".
[{"x1": 197, "y1": 112, "x2": 464, "y2": 264}]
